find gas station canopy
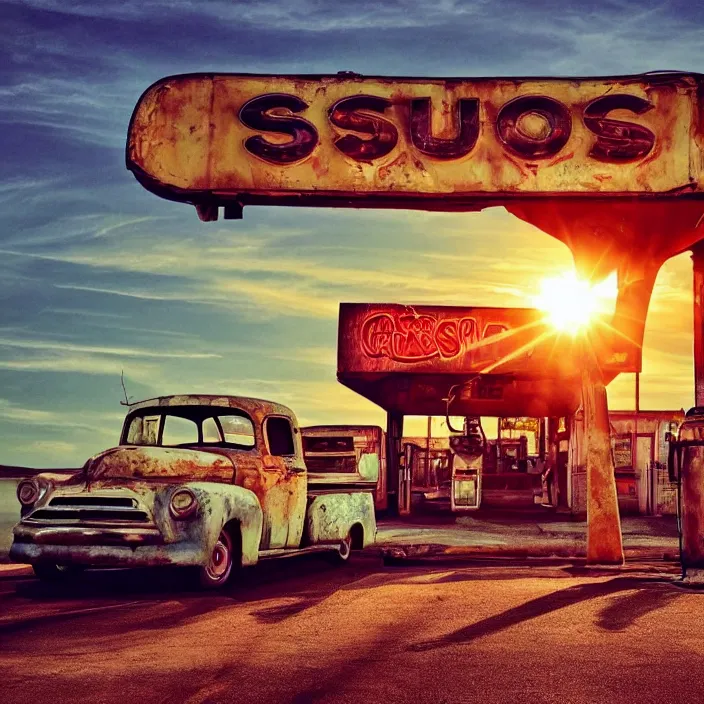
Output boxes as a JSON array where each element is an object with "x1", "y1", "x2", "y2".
[{"x1": 336, "y1": 303, "x2": 637, "y2": 417}]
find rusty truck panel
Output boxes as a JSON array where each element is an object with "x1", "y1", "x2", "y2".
[
  {"x1": 302, "y1": 425, "x2": 387, "y2": 511},
  {"x1": 87, "y1": 446, "x2": 236, "y2": 482},
  {"x1": 125, "y1": 394, "x2": 296, "y2": 428},
  {"x1": 127, "y1": 72, "x2": 704, "y2": 219}
]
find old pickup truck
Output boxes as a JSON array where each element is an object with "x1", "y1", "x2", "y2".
[{"x1": 10, "y1": 395, "x2": 377, "y2": 588}]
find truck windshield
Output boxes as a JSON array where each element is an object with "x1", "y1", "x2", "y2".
[{"x1": 123, "y1": 409, "x2": 255, "y2": 449}]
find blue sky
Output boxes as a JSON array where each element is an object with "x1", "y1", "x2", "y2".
[{"x1": 1, "y1": 0, "x2": 702, "y2": 467}]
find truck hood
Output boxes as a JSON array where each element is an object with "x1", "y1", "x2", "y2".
[{"x1": 86, "y1": 445, "x2": 236, "y2": 481}]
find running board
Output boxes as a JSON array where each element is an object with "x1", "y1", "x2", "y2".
[{"x1": 258, "y1": 544, "x2": 339, "y2": 560}]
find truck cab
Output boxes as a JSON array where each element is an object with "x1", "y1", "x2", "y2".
[{"x1": 10, "y1": 395, "x2": 376, "y2": 588}]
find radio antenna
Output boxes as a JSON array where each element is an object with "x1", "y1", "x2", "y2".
[{"x1": 120, "y1": 370, "x2": 132, "y2": 406}]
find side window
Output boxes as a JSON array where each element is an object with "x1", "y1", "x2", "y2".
[
  {"x1": 218, "y1": 414, "x2": 255, "y2": 448},
  {"x1": 161, "y1": 415, "x2": 199, "y2": 446},
  {"x1": 202, "y1": 417, "x2": 222, "y2": 443},
  {"x1": 125, "y1": 415, "x2": 144, "y2": 444},
  {"x1": 266, "y1": 417, "x2": 295, "y2": 456},
  {"x1": 126, "y1": 414, "x2": 160, "y2": 445}
]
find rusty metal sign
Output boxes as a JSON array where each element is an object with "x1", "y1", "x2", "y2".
[
  {"x1": 338, "y1": 303, "x2": 639, "y2": 377},
  {"x1": 336, "y1": 303, "x2": 640, "y2": 417},
  {"x1": 127, "y1": 71, "x2": 703, "y2": 220}
]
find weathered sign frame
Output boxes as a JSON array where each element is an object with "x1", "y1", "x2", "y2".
[{"x1": 126, "y1": 71, "x2": 704, "y2": 221}]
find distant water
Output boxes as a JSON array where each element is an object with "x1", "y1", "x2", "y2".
[{"x1": 0, "y1": 479, "x2": 20, "y2": 560}]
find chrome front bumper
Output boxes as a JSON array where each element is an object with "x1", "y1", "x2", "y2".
[{"x1": 10, "y1": 523, "x2": 204, "y2": 568}]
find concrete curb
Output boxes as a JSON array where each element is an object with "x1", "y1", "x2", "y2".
[{"x1": 372, "y1": 542, "x2": 681, "y2": 563}]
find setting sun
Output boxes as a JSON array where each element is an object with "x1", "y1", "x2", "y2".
[{"x1": 533, "y1": 271, "x2": 618, "y2": 336}]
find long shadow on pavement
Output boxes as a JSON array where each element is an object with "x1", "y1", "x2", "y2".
[
  {"x1": 1, "y1": 555, "x2": 384, "y2": 637},
  {"x1": 409, "y1": 576, "x2": 681, "y2": 652},
  {"x1": 595, "y1": 584, "x2": 681, "y2": 631}
]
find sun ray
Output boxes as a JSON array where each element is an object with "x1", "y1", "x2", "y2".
[
  {"x1": 480, "y1": 329, "x2": 558, "y2": 374},
  {"x1": 462, "y1": 318, "x2": 547, "y2": 351},
  {"x1": 591, "y1": 317, "x2": 642, "y2": 348},
  {"x1": 532, "y1": 270, "x2": 618, "y2": 336}
]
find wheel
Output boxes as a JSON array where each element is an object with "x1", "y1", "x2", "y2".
[
  {"x1": 198, "y1": 529, "x2": 235, "y2": 589},
  {"x1": 32, "y1": 563, "x2": 84, "y2": 582},
  {"x1": 335, "y1": 533, "x2": 352, "y2": 563}
]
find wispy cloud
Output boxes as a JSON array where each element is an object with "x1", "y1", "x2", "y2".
[
  {"x1": 0, "y1": 337, "x2": 220, "y2": 359},
  {"x1": 28, "y1": 440, "x2": 77, "y2": 457},
  {"x1": 269, "y1": 346, "x2": 338, "y2": 368},
  {"x1": 0, "y1": 398, "x2": 124, "y2": 436},
  {"x1": 2, "y1": 209, "x2": 576, "y2": 319},
  {"x1": 44, "y1": 307, "x2": 132, "y2": 320},
  {"x1": 0, "y1": 354, "x2": 156, "y2": 383}
]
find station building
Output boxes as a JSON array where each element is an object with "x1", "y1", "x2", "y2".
[{"x1": 400, "y1": 409, "x2": 683, "y2": 517}]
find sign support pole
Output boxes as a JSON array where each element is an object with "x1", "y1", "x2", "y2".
[
  {"x1": 581, "y1": 340, "x2": 625, "y2": 564},
  {"x1": 692, "y1": 242, "x2": 704, "y2": 407},
  {"x1": 676, "y1": 241, "x2": 704, "y2": 582},
  {"x1": 386, "y1": 411, "x2": 404, "y2": 516}
]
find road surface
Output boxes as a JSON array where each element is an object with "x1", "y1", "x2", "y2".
[{"x1": 1, "y1": 556, "x2": 702, "y2": 704}]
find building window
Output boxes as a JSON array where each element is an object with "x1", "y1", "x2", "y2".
[{"x1": 612, "y1": 435, "x2": 633, "y2": 469}]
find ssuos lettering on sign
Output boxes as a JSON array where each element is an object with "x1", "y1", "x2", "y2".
[{"x1": 237, "y1": 92, "x2": 654, "y2": 165}]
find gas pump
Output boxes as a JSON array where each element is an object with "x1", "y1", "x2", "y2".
[
  {"x1": 667, "y1": 407, "x2": 704, "y2": 582},
  {"x1": 449, "y1": 417, "x2": 484, "y2": 512}
]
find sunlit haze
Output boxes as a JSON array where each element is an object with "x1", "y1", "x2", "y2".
[{"x1": 533, "y1": 271, "x2": 619, "y2": 336}]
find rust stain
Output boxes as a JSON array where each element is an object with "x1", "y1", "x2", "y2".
[{"x1": 378, "y1": 152, "x2": 408, "y2": 181}]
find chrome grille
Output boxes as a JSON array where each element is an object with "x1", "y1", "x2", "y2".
[
  {"x1": 30, "y1": 495, "x2": 150, "y2": 523},
  {"x1": 50, "y1": 496, "x2": 136, "y2": 508}
]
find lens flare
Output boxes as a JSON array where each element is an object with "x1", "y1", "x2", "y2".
[{"x1": 533, "y1": 271, "x2": 617, "y2": 335}]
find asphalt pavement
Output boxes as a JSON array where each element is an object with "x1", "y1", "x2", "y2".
[{"x1": 2, "y1": 555, "x2": 703, "y2": 704}]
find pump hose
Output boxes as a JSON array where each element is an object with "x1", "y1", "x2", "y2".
[{"x1": 676, "y1": 447, "x2": 685, "y2": 580}]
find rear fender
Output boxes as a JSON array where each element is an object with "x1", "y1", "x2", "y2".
[{"x1": 305, "y1": 492, "x2": 377, "y2": 548}]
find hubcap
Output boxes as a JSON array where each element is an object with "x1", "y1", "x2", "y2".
[{"x1": 206, "y1": 532, "x2": 231, "y2": 581}]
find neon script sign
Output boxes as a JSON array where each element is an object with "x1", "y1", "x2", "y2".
[{"x1": 361, "y1": 312, "x2": 508, "y2": 364}]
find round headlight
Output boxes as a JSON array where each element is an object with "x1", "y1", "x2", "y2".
[
  {"x1": 17, "y1": 479, "x2": 40, "y2": 507},
  {"x1": 170, "y1": 488, "x2": 198, "y2": 519}
]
